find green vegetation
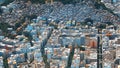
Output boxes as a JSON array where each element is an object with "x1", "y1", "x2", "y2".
[
  {"x1": 0, "y1": 23, "x2": 17, "y2": 39},
  {"x1": 40, "y1": 28, "x2": 53, "y2": 68},
  {"x1": 0, "y1": 23, "x2": 11, "y2": 32},
  {"x1": 66, "y1": 46, "x2": 85, "y2": 68},
  {"x1": 0, "y1": 7, "x2": 2, "y2": 14},
  {"x1": 3, "y1": 55, "x2": 9, "y2": 68},
  {"x1": 105, "y1": 22, "x2": 113, "y2": 25},
  {"x1": 49, "y1": 23, "x2": 58, "y2": 29},
  {"x1": 41, "y1": 38, "x2": 50, "y2": 68},
  {"x1": 0, "y1": 23, "x2": 13, "y2": 37},
  {"x1": 42, "y1": 54, "x2": 50, "y2": 68},
  {"x1": 79, "y1": 46, "x2": 85, "y2": 51},
  {"x1": 0, "y1": 0, "x2": 119, "y2": 19},
  {"x1": 23, "y1": 31, "x2": 34, "y2": 47},
  {"x1": 15, "y1": 14, "x2": 36, "y2": 35},
  {"x1": 28, "y1": 0, "x2": 45, "y2": 3},
  {"x1": 96, "y1": 23, "x2": 106, "y2": 29},
  {"x1": 24, "y1": 53, "x2": 28, "y2": 62},
  {"x1": 1, "y1": 0, "x2": 13, "y2": 6},
  {"x1": 25, "y1": 14, "x2": 37, "y2": 20},
  {"x1": 94, "y1": 0, "x2": 119, "y2": 17},
  {"x1": 14, "y1": 23, "x2": 21, "y2": 30},
  {"x1": 66, "y1": 47, "x2": 75, "y2": 68},
  {"x1": 55, "y1": 0, "x2": 77, "y2": 4}
]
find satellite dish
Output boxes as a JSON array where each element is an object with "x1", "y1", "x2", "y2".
[{"x1": 0, "y1": 0, "x2": 5, "y2": 5}]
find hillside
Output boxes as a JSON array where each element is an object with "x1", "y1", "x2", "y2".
[{"x1": 0, "y1": 0, "x2": 119, "y2": 25}]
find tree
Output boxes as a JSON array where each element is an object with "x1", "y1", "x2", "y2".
[
  {"x1": 3, "y1": 54, "x2": 9, "y2": 68},
  {"x1": 26, "y1": 15, "x2": 37, "y2": 20},
  {"x1": 0, "y1": 7, "x2": 3, "y2": 14},
  {"x1": 23, "y1": 31, "x2": 33, "y2": 47},
  {"x1": 25, "y1": 0, "x2": 45, "y2": 3},
  {"x1": 66, "y1": 46, "x2": 75, "y2": 68},
  {"x1": 1, "y1": 0, "x2": 14, "y2": 6},
  {"x1": 84, "y1": 18, "x2": 93, "y2": 25},
  {"x1": 49, "y1": 23, "x2": 58, "y2": 29},
  {"x1": 14, "y1": 23, "x2": 21, "y2": 30},
  {"x1": 96, "y1": 23, "x2": 106, "y2": 29}
]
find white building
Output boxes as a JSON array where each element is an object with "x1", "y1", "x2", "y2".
[{"x1": 0, "y1": 57, "x2": 3, "y2": 68}]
